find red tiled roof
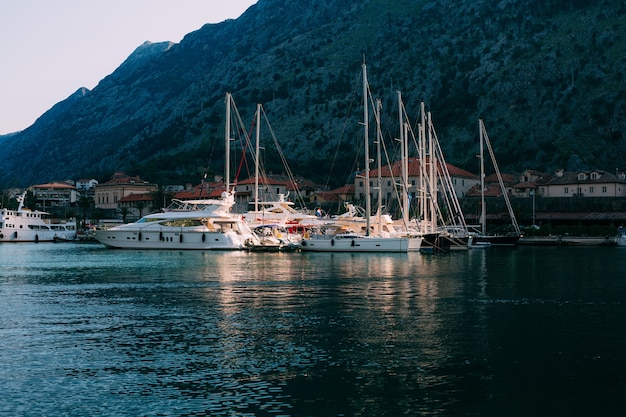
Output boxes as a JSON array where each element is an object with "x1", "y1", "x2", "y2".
[
  {"x1": 465, "y1": 184, "x2": 505, "y2": 197},
  {"x1": 32, "y1": 182, "x2": 76, "y2": 189},
  {"x1": 173, "y1": 182, "x2": 226, "y2": 199},
  {"x1": 485, "y1": 173, "x2": 517, "y2": 184},
  {"x1": 237, "y1": 176, "x2": 289, "y2": 186},
  {"x1": 102, "y1": 175, "x2": 152, "y2": 185},
  {"x1": 313, "y1": 191, "x2": 340, "y2": 202},
  {"x1": 119, "y1": 193, "x2": 153, "y2": 203},
  {"x1": 513, "y1": 181, "x2": 537, "y2": 189},
  {"x1": 331, "y1": 184, "x2": 354, "y2": 194},
  {"x1": 370, "y1": 158, "x2": 477, "y2": 179}
]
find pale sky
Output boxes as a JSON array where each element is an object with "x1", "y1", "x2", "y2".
[{"x1": 0, "y1": 0, "x2": 257, "y2": 135}]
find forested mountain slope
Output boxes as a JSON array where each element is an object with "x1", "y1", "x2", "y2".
[{"x1": 1, "y1": 0, "x2": 624, "y2": 187}]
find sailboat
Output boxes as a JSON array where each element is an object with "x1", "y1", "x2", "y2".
[
  {"x1": 471, "y1": 119, "x2": 521, "y2": 246},
  {"x1": 301, "y1": 62, "x2": 409, "y2": 253}
]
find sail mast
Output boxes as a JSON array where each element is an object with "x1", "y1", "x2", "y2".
[
  {"x1": 376, "y1": 98, "x2": 383, "y2": 235},
  {"x1": 479, "y1": 119, "x2": 521, "y2": 235},
  {"x1": 225, "y1": 93, "x2": 232, "y2": 193},
  {"x1": 419, "y1": 102, "x2": 427, "y2": 230},
  {"x1": 254, "y1": 103, "x2": 261, "y2": 211},
  {"x1": 479, "y1": 119, "x2": 486, "y2": 235},
  {"x1": 397, "y1": 91, "x2": 410, "y2": 229},
  {"x1": 362, "y1": 60, "x2": 371, "y2": 236}
]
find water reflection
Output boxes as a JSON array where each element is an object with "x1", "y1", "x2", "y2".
[{"x1": 1, "y1": 244, "x2": 625, "y2": 416}]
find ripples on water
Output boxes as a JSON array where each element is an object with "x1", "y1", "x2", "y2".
[{"x1": 1, "y1": 243, "x2": 625, "y2": 416}]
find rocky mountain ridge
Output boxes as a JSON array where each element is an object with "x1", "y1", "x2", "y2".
[{"x1": 1, "y1": 0, "x2": 624, "y2": 188}]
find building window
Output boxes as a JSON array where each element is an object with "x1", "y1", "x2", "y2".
[
  {"x1": 564, "y1": 187, "x2": 569, "y2": 194},
  {"x1": 591, "y1": 172, "x2": 599, "y2": 180},
  {"x1": 359, "y1": 181, "x2": 363, "y2": 187},
  {"x1": 589, "y1": 186, "x2": 594, "y2": 193},
  {"x1": 387, "y1": 180, "x2": 391, "y2": 187},
  {"x1": 602, "y1": 186, "x2": 607, "y2": 193}
]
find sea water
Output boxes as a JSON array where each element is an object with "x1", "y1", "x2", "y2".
[{"x1": 1, "y1": 243, "x2": 625, "y2": 416}]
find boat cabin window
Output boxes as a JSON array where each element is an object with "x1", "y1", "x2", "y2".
[
  {"x1": 28, "y1": 225, "x2": 51, "y2": 230},
  {"x1": 160, "y1": 219, "x2": 204, "y2": 227}
]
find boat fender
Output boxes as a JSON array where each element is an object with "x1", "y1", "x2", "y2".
[
  {"x1": 301, "y1": 240, "x2": 307, "y2": 247},
  {"x1": 13, "y1": 231, "x2": 18, "y2": 239},
  {"x1": 0, "y1": 233, "x2": 3, "y2": 239},
  {"x1": 202, "y1": 233, "x2": 206, "y2": 242},
  {"x1": 159, "y1": 231, "x2": 163, "y2": 241},
  {"x1": 179, "y1": 234, "x2": 183, "y2": 243},
  {"x1": 331, "y1": 238, "x2": 335, "y2": 246},
  {"x1": 35, "y1": 234, "x2": 39, "y2": 243},
  {"x1": 351, "y1": 239, "x2": 355, "y2": 247},
  {"x1": 138, "y1": 232, "x2": 142, "y2": 241}
]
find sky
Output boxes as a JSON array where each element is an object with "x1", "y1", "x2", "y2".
[{"x1": 0, "y1": 0, "x2": 257, "y2": 135}]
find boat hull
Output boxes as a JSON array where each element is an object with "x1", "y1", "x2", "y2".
[
  {"x1": 471, "y1": 235, "x2": 520, "y2": 246},
  {"x1": 301, "y1": 235, "x2": 409, "y2": 253},
  {"x1": 0, "y1": 227, "x2": 76, "y2": 242},
  {"x1": 94, "y1": 229, "x2": 252, "y2": 250}
]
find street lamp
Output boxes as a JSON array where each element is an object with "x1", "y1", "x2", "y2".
[{"x1": 530, "y1": 189, "x2": 536, "y2": 227}]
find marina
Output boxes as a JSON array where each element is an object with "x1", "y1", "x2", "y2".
[{"x1": 1, "y1": 242, "x2": 625, "y2": 416}]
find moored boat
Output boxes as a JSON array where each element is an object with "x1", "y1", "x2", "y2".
[
  {"x1": 249, "y1": 223, "x2": 302, "y2": 252},
  {"x1": 301, "y1": 232, "x2": 409, "y2": 253},
  {"x1": 94, "y1": 192, "x2": 259, "y2": 250},
  {"x1": 0, "y1": 192, "x2": 77, "y2": 242},
  {"x1": 300, "y1": 61, "x2": 409, "y2": 253}
]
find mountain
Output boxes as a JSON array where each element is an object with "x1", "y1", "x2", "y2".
[{"x1": 1, "y1": 0, "x2": 625, "y2": 188}]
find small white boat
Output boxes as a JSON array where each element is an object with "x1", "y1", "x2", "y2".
[
  {"x1": 94, "y1": 192, "x2": 259, "y2": 250},
  {"x1": 0, "y1": 192, "x2": 77, "y2": 242},
  {"x1": 250, "y1": 224, "x2": 302, "y2": 252}
]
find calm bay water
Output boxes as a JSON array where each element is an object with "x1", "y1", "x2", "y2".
[{"x1": 1, "y1": 243, "x2": 625, "y2": 416}]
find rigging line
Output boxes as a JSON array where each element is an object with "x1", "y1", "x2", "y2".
[
  {"x1": 259, "y1": 105, "x2": 309, "y2": 209},
  {"x1": 430, "y1": 121, "x2": 468, "y2": 229},
  {"x1": 229, "y1": 98, "x2": 253, "y2": 182},
  {"x1": 325, "y1": 67, "x2": 362, "y2": 195}
]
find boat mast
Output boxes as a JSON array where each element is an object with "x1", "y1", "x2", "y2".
[
  {"x1": 225, "y1": 93, "x2": 232, "y2": 194},
  {"x1": 479, "y1": 119, "x2": 521, "y2": 235},
  {"x1": 375, "y1": 98, "x2": 383, "y2": 235},
  {"x1": 362, "y1": 60, "x2": 371, "y2": 236},
  {"x1": 419, "y1": 102, "x2": 428, "y2": 231},
  {"x1": 428, "y1": 111, "x2": 437, "y2": 232},
  {"x1": 397, "y1": 91, "x2": 409, "y2": 229},
  {"x1": 479, "y1": 119, "x2": 486, "y2": 235},
  {"x1": 255, "y1": 103, "x2": 261, "y2": 211}
]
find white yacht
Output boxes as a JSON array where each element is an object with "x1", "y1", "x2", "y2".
[
  {"x1": 243, "y1": 194, "x2": 322, "y2": 231},
  {"x1": 94, "y1": 192, "x2": 259, "y2": 250},
  {"x1": 0, "y1": 192, "x2": 77, "y2": 242}
]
